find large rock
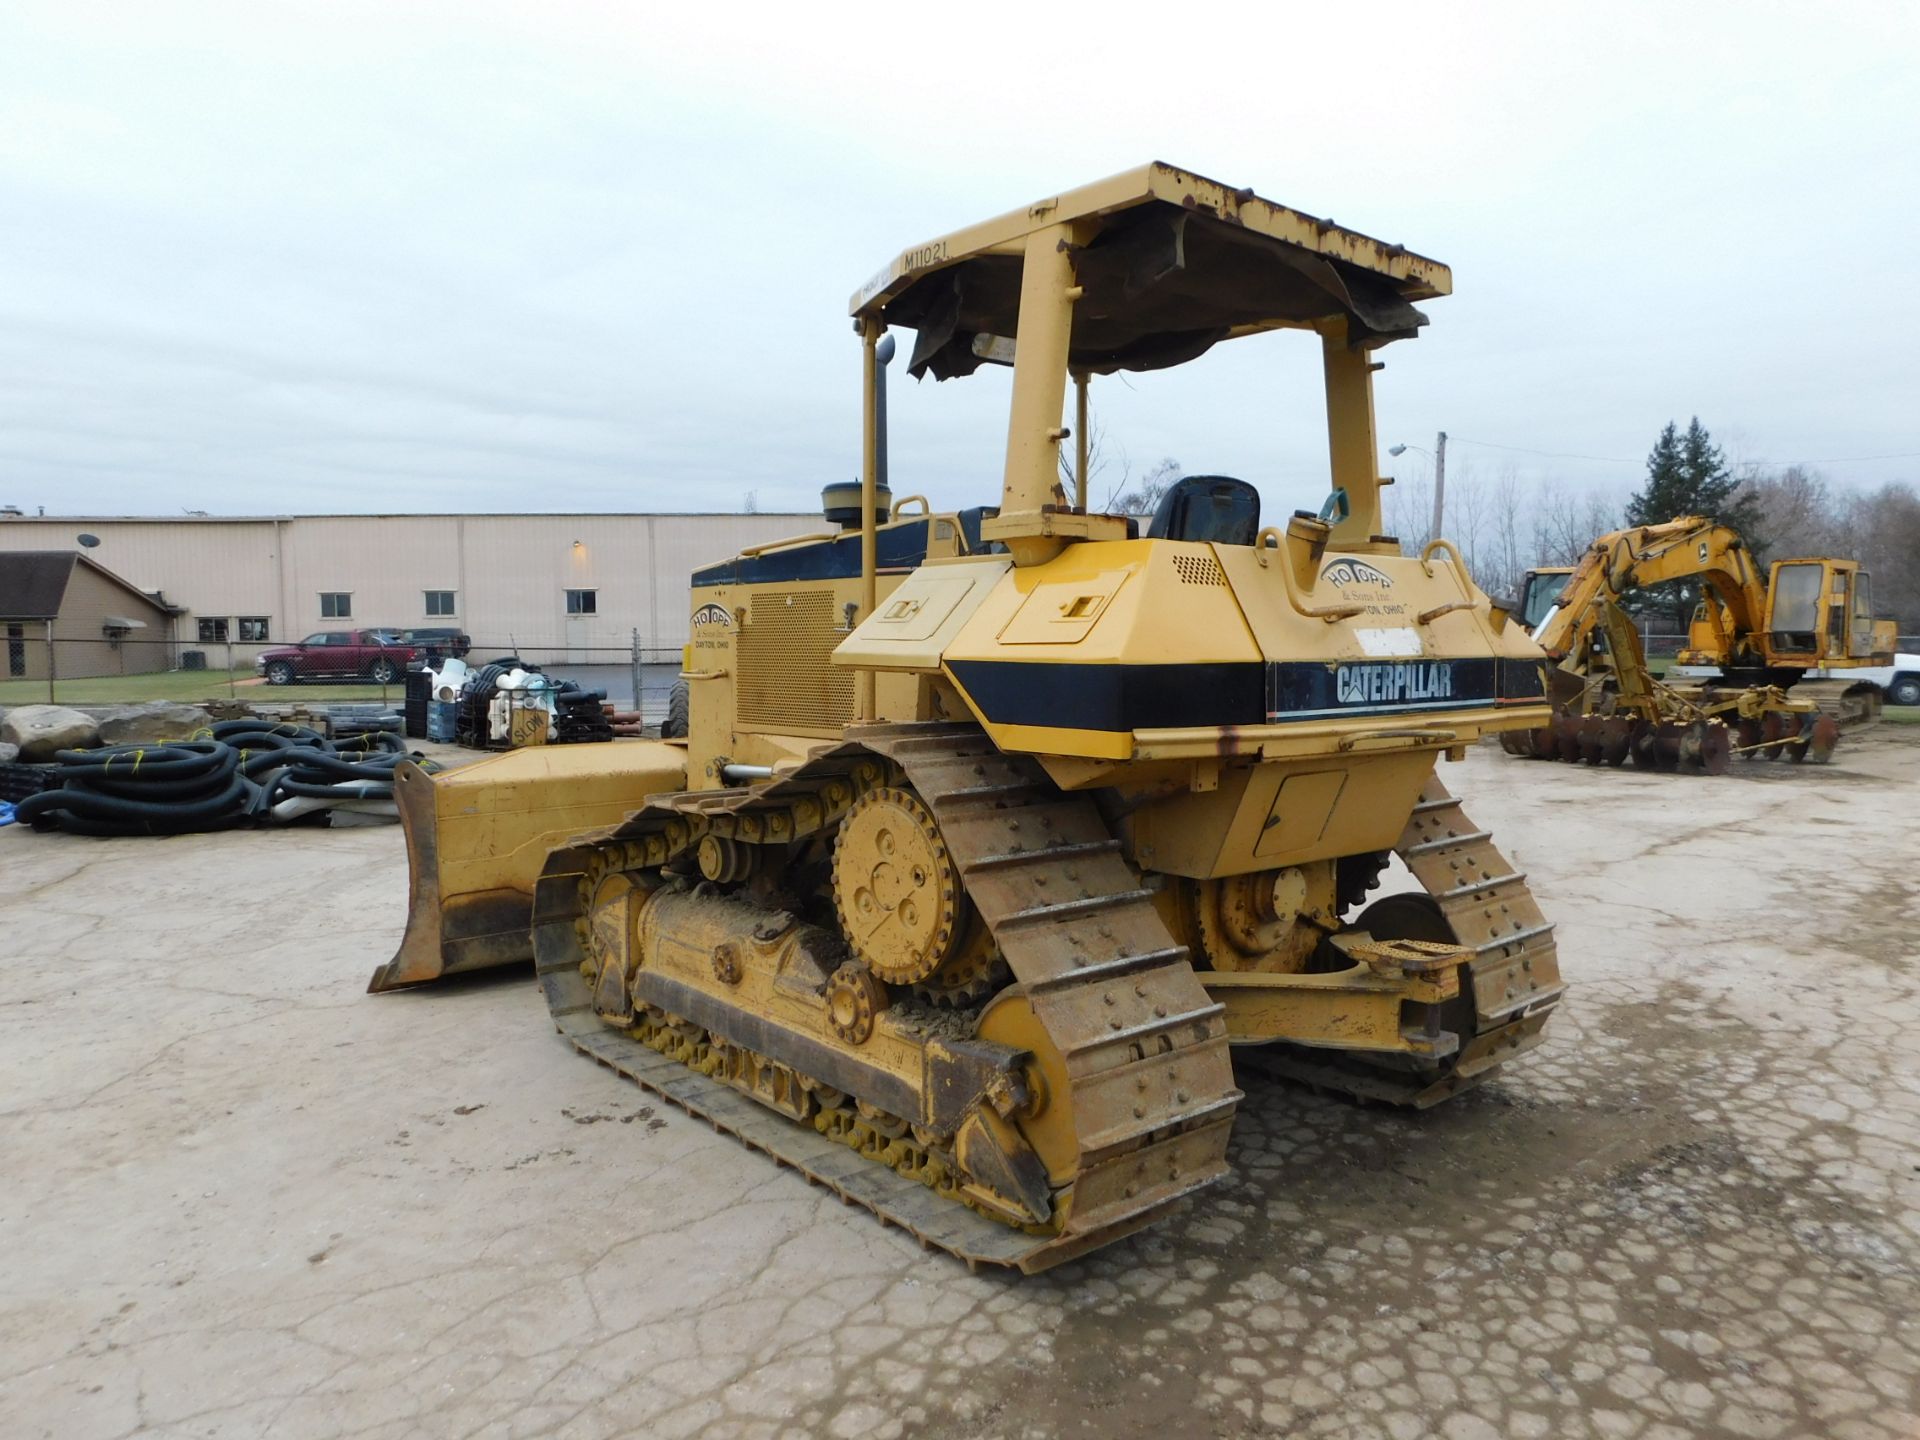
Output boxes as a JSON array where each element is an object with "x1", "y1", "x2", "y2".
[
  {"x1": 93, "y1": 701, "x2": 213, "y2": 746},
  {"x1": 1, "y1": 705, "x2": 100, "y2": 761}
]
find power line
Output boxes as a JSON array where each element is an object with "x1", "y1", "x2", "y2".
[
  {"x1": 1744, "y1": 451, "x2": 1920, "y2": 465},
  {"x1": 1447, "y1": 437, "x2": 1639, "y2": 464}
]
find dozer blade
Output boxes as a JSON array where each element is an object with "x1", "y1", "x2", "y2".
[{"x1": 368, "y1": 742, "x2": 686, "y2": 992}]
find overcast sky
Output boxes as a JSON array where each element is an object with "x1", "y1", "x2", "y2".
[{"x1": 1, "y1": 2, "x2": 1915, "y2": 521}]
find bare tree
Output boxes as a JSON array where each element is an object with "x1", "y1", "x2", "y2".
[
  {"x1": 1384, "y1": 473, "x2": 1433, "y2": 551},
  {"x1": 1447, "y1": 462, "x2": 1491, "y2": 586},
  {"x1": 1531, "y1": 481, "x2": 1626, "y2": 567},
  {"x1": 1738, "y1": 465, "x2": 1838, "y2": 558},
  {"x1": 1841, "y1": 480, "x2": 1920, "y2": 631},
  {"x1": 1734, "y1": 467, "x2": 1920, "y2": 630},
  {"x1": 1468, "y1": 468, "x2": 1530, "y2": 600},
  {"x1": 1106, "y1": 457, "x2": 1182, "y2": 518},
  {"x1": 1059, "y1": 406, "x2": 1129, "y2": 507}
]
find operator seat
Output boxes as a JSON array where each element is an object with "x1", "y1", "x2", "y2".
[{"x1": 1144, "y1": 475, "x2": 1262, "y2": 546}]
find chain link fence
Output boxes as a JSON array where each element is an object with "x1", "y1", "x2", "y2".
[
  {"x1": 0, "y1": 631, "x2": 685, "y2": 731},
  {"x1": 5, "y1": 623, "x2": 1913, "y2": 729}
]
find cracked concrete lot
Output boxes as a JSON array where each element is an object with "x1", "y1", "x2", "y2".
[{"x1": 2, "y1": 734, "x2": 1917, "y2": 1440}]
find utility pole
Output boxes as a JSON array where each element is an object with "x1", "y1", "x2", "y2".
[
  {"x1": 1430, "y1": 431, "x2": 1448, "y2": 540},
  {"x1": 630, "y1": 627, "x2": 643, "y2": 725}
]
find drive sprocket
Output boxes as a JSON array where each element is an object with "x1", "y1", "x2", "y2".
[
  {"x1": 832, "y1": 786, "x2": 963, "y2": 986},
  {"x1": 911, "y1": 913, "x2": 1009, "y2": 1008}
]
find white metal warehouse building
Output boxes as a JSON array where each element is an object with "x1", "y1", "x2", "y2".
[{"x1": 0, "y1": 512, "x2": 814, "y2": 662}]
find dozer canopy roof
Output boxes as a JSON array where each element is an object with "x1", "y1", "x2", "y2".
[{"x1": 851, "y1": 162, "x2": 1451, "y2": 382}]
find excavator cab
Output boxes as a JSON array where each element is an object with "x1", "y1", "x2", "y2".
[
  {"x1": 1764, "y1": 558, "x2": 1896, "y2": 665},
  {"x1": 1517, "y1": 567, "x2": 1573, "y2": 634},
  {"x1": 1765, "y1": 560, "x2": 1828, "y2": 658}
]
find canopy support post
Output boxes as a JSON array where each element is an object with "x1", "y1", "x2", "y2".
[
  {"x1": 1320, "y1": 320, "x2": 1386, "y2": 549},
  {"x1": 857, "y1": 317, "x2": 881, "y2": 720},
  {"x1": 1073, "y1": 372, "x2": 1089, "y2": 511}
]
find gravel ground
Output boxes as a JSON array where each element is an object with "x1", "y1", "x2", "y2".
[{"x1": 1, "y1": 734, "x2": 1915, "y2": 1440}]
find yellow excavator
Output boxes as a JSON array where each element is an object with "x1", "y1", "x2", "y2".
[
  {"x1": 1504, "y1": 517, "x2": 1895, "y2": 771},
  {"x1": 370, "y1": 164, "x2": 1564, "y2": 1272}
]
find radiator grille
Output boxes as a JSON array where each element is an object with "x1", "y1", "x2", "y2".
[
  {"x1": 1173, "y1": 553, "x2": 1227, "y2": 587},
  {"x1": 738, "y1": 590, "x2": 856, "y2": 732}
]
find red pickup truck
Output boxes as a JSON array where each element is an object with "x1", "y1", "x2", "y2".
[{"x1": 255, "y1": 630, "x2": 422, "y2": 685}]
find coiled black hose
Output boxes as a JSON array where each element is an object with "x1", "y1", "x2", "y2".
[
  {"x1": 16, "y1": 723, "x2": 432, "y2": 836},
  {"x1": 17, "y1": 742, "x2": 255, "y2": 835}
]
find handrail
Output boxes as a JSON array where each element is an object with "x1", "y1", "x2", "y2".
[
  {"x1": 1267, "y1": 530, "x2": 1365, "y2": 622},
  {"x1": 1418, "y1": 537, "x2": 1468, "y2": 580},
  {"x1": 889, "y1": 494, "x2": 931, "y2": 519}
]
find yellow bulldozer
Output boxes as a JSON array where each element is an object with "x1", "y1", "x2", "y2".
[
  {"x1": 1504, "y1": 517, "x2": 1895, "y2": 772},
  {"x1": 369, "y1": 164, "x2": 1564, "y2": 1272}
]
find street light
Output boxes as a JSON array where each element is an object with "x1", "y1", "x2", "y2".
[{"x1": 1388, "y1": 432, "x2": 1448, "y2": 538}]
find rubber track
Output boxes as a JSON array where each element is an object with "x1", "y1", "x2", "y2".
[{"x1": 531, "y1": 723, "x2": 1240, "y2": 1273}]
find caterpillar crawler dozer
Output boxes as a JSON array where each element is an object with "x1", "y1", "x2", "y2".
[
  {"x1": 1503, "y1": 517, "x2": 1896, "y2": 772},
  {"x1": 373, "y1": 164, "x2": 1565, "y2": 1272}
]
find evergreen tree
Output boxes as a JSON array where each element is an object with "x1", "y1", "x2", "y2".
[
  {"x1": 1624, "y1": 422, "x2": 1687, "y2": 529},
  {"x1": 1622, "y1": 417, "x2": 1765, "y2": 630}
]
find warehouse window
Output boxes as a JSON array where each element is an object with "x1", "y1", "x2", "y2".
[
  {"x1": 6, "y1": 624, "x2": 22, "y2": 677},
  {"x1": 424, "y1": 590, "x2": 456, "y2": 617},
  {"x1": 197, "y1": 616, "x2": 230, "y2": 643},
  {"x1": 565, "y1": 588, "x2": 597, "y2": 615},
  {"x1": 319, "y1": 592, "x2": 352, "y2": 619},
  {"x1": 238, "y1": 617, "x2": 270, "y2": 642}
]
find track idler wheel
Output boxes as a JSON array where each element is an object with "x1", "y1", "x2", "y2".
[{"x1": 974, "y1": 988, "x2": 1077, "y2": 1186}]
